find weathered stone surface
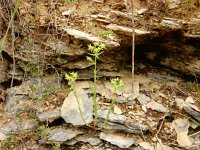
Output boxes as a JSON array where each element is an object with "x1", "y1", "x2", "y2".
[
  {"x1": 62, "y1": 60, "x2": 93, "y2": 69},
  {"x1": 76, "y1": 134, "x2": 102, "y2": 146},
  {"x1": 0, "y1": 58, "x2": 9, "y2": 83},
  {"x1": 105, "y1": 24, "x2": 152, "y2": 37},
  {"x1": 172, "y1": 118, "x2": 192, "y2": 147},
  {"x1": 183, "y1": 102, "x2": 200, "y2": 121},
  {"x1": 47, "y1": 127, "x2": 83, "y2": 142},
  {"x1": 97, "y1": 121, "x2": 149, "y2": 134},
  {"x1": 100, "y1": 132, "x2": 135, "y2": 149},
  {"x1": 137, "y1": 94, "x2": 151, "y2": 105},
  {"x1": 61, "y1": 88, "x2": 93, "y2": 126},
  {"x1": 146, "y1": 101, "x2": 169, "y2": 113},
  {"x1": 0, "y1": 117, "x2": 38, "y2": 135},
  {"x1": 166, "y1": 0, "x2": 181, "y2": 9},
  {"x1": 139, "y1": 142, "x2": 154, "y2": 150},
  {"x1": 62, "y1": 7, "x2": 76, "y2": 16},
  {"x1": 64, "y1": 29, "x2": 120, "y2": 48},
  {"x1": 97, "y1": 109, "x2": 126, "y2": 124},
  {"x1": 0, "y1": 132, "x2": 9, "y2": 140},
  {"x1": 37, "y1": 108, "x2": 61, "y2": 122},
  {"x1": 160, "y1": 19, "x2": 182, "y2": 30},
  {"x1": 5, "y1": 75, "x2": 60, "y2": 115}
]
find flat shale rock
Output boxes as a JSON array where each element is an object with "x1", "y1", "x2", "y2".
[
  {"x1": 5, "y1": 75, "x2": 60, "y2": 115},
  {"x1": 146, "y1": 100, "x2": 169, "y2": 113},
  {"x1": 97, "y1": 109, "x2": 126, "y2": 124},
  {"x1": 46, "y1": 127, "x2": 83, "y2": 142},
  {"x1": 97, "y1": 121, "x2": 149, "y2": 134},
  {"x1": 0, "y1": 117, "x2": 38, "y2": 135},
  {"x1": 37, "y1": 107, "x2": 61, "y2": 122},
  {"x1": 64, "y1": 29, "x2": 120, "y2": 48},
  {"x1": 76, "y1": 133, "x2": 102, "y2": 146},
  {"x1": 61, "y1": 88, "x2": 93, "y2": 126},
  {"x1": 100, "y1": 132, "x2": 135, "y2": 149}
]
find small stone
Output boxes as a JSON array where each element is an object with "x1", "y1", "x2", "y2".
[
  {"x1": 0, "y1": 132, "x2": 9, "y2": 140},
  {"x1": 114, "y1": 105, "x2": 122, "y2": 115},
  {"x1": 37, "y1": 108, "x2": 61, "y2": 122},
  {"x1": 185, "y1": 96, "x2": 195, "y2": 104},
  {"x1": 47, "y1": 127, "x2": 83, "y2": 142},
  {"x1": 146, "y1": 101, "x2": 169, "y2": 113},
  {"x1": 137, "y1": 94, "x2": 151, "y2": 105},
  {"x1": 76, "y1": 134, "x2": 102, "y2": 146},
  {"x1": 61, "y1": 88, "x2": 93, "y2": 126},
  {"x1": 97, "y1": 109, "x2": 126, "y2": 124},
  {"x1": 156, "y1": 143, "x2": 174, "y2": 150},
  {"x1": 62, "y1": 8, "x2": 76, "y2": 16},
  {"x1": 172, "y1": 118, "x2": 192, "y2": 147},
  {"x1": 100, "y1": 132, "x2": 135, "y2": 149},
  {"x1": 139, "y1": 142, "x2": 154, "y2": 150}
]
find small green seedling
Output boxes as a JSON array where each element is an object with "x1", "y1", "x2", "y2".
[
  {"x1": 86, "y1": 42, "x2": 106, "y2": 128},
  {"x1": 65, "y1": 72, "x2": 87, "y2": 125},
  {"x1": 98, "y1": 30, "x2": 113, "y2": 38},
  {"x1": 102, "y1": 78, "x2": 124, "y2": 128}
]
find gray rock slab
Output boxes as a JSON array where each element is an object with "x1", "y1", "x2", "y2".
[
  {"x1": 105, "y1": 24, "x2": 152, "y2": 37},
  {"x1": 146, "y1": 101, "x2": 169, "y2": 113},
  {"x1": 37, "y1": 108, "x2": 61, "y2": 122},
  {"x1": 64, "y1": 29, "x2": 120, "y2": 48},
  {"x1": 76, "y1": 134, "x2": 102, "y2": 146},
  {"x1": 97, "y1": 121, "x2": 149, "y2": 134},
  {"x1": 97, "y1": 109, "x2": 126, "y2": 124},
  {"x1": 0, "y1": 117, "x2": 38, "y2": 135},
  {"x1": 47, "y1": 127, "x2": 83, "y2": 142},
  {"x1": 100, "y1": 132, "x2": 135, "y2": 149},
  {"x1": 61, "y1": 88, "x2": 93, "y2": 126},
  {"x1": 5, "y1": 75, "x2": 60, "y2": 115},
  {"x1": 183, "y1": 102, "x2": 200, "y2": 121},
  {"x1": 62, "y1": 60, "x2": 93, "y2": 69}
]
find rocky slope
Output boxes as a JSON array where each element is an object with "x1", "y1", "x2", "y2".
[{"x1": 0, "y1": 0, "x2": 200, "y2": 149}]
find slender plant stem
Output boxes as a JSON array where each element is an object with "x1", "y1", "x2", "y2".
[
  {"x1": 73, "y1": 84, "x2": 87, "y2": 125},
  {"x1": 93, "y1": 56, "x2": 98, "y2": 128},
  {"x1": 102, "y1": 88, "x2": 116, "y2": 128},
  {"x1": 131, "y1": 0, "x2": 135, "y2": 77}
]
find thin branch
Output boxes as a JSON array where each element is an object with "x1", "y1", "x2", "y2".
[{"x1": 131, "y1": 0, "x2": 135, "y2": 77}]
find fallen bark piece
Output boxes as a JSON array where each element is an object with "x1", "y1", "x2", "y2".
[
  {"x1": 172, "y1": 118, "x2": 192, "y2": 147},
  {"x1": 100, "y1": 132, "x2": 135, "y2": 149},
  {"x1": 61, "y1": 88, "x2": 93, "y2": 126}
]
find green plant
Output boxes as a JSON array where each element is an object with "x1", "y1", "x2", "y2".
[
  {"x1": 66, "y1": 0, "x2": 76, "y2": 3},
  {"x1": 102, "y1": 78, "x2": 124, "y2": 128},
  {"x1": 52, "y1": 142, "x2": 61, "y2": 150},
  {"x1": 38, "y1": 125, "x2": 49, "y2": 138},
  {"x1": 187, "y1": 81, "x2": 200, "y2": 102},
  {"x1": 65, "y1": 72, "x2": 87, "y2": 125},
  {"x1": 98, "y1": 30, "x2": 113, "y2": 38},
  {"x1": 86, "y1": 42, "x2": 105, "y2": 128},
  {"x1": 1, "y1": 136, "x2": 19, "y2": 150}
]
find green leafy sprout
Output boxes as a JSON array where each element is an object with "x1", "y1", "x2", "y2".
[
  {"x1": 86, "y1": 42, "x2": 106, "y2": 128},
  {"x1": 102, "y1": 78, "x2": 124, "y2": 128}
]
